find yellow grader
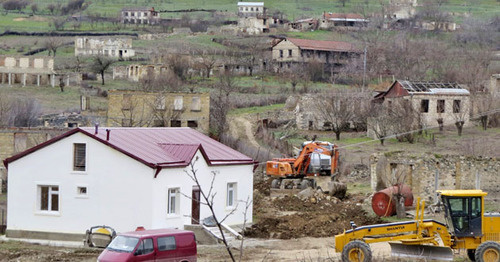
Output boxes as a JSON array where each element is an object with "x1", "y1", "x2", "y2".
[{"x1": 335, "y1": 190, "x2": 500, "y2": 261}]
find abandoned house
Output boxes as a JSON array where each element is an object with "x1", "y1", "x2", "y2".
[
  {"x1": 0, "y1": 56, "x2": 61, "y2": 87},
  {"x1": 4, "y1": 127, "x2": 254, "y2": 241},
  {"x1": 386, "y1": 0, "x2": 417, "y2": 20},
  {"x1": 271, "y1": 37, "x2": 359, "y2": 73},
  {"x1": 75, "y1": 37, "x2": 135, "y2": 58},
  {"x1": 237, "y1": 2, "x2": 265, "y2": 17},
  {"x1": 319, "y1": 12, "x2": 368, "y2": 29},
  {"x1": 289, "y1": 18, "x2": 319, "y2": 31},
  {"x1": 369, "y1": 80, "x2": 471, "y2": 138},
  {"x1": 121, "y1": 7, "x2": 160, "y2": 25},
  {"x1": 106, "y1": 90, "x2": 210, "y2": 133},
  {"x1": 113, "y1": 64, "x2": 169, "y2": 82}
]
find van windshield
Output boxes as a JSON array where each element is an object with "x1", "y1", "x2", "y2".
[{"x1": 106, "y1": 236, "x2": 139, "y2": 253}]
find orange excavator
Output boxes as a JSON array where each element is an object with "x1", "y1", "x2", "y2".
[{"x1": 266, "y1": 141, "x2": 339, "y2": 189}]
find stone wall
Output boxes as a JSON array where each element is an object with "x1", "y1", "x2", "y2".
[
  {"x1": 107, "y1": 90, "x2": 210, "y2": 133},
  {"x1": 370, "y1": 152, "x2": 500, "y2": 202},
  {"x1": 75, "y1": 37, "x2": 135, "y2": 58}
]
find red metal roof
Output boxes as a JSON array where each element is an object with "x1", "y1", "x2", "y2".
[
  {"x1": 286, "y1": 38, "x2": 357, "y2": 52},
  {"x1": 4, "y1": 127, "x2": 254, "y2": 169},
  {"x1": 323, "y1": 13, "x2": 364, "y2": 20}
]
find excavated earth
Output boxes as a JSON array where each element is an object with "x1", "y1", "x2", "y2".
[{"x1": 245, "y1": 178, "x2": 382, "y2": 239}]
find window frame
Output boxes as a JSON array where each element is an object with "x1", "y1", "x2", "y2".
[
  {"x1": 453, "y1": 100, "x2": 461, "y2": 113},
  {"x1": 38, "y1": 184, "x2": 60, "y2": 214},
  {"x1": 226, "y1": 182, "x2": 237, "y2": 208},
  {"x1": 167, "y1": 187, "x2": 180, "y2": 216},
  {"x1": 420, "y1": 99, "x2": 429, "y2": 113},
  {"x1": 157, "y1": 236, "x2": 176, "y2": 251},
  {"x1": 73, "y1": 143, "x2": 86, "y2": 172},
  {"x1": 437, "y1": 99, "x2": 445, "y2": 113}
]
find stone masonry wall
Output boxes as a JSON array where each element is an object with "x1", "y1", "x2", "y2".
[{"x1": 370, "y1": 152, "x2": 500, "y2": 202}]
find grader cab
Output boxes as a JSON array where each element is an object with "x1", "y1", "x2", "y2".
[{"x1": 335, "y1": 190, "x2": 500, "y2": 262}]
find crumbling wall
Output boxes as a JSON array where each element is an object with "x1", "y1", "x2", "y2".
[{"x1": 370, "y1": 152, "x2": 500, "y2": 202}]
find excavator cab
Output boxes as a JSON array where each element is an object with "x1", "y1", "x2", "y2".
[{"x1": 440, "y1": 190, "x2": 486, "y2": 238}]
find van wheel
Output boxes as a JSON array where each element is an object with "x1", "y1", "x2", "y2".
[
  {"x1": 475, "y1": 241, "x2": 500, "y2": 262},
  {"x1": 341, "y1": 240, "x2": 372, "y2": 262}
]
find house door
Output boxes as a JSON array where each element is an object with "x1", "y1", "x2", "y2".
[{"x1": 191, "y1": 186, "x2": 200, "y2": 224}]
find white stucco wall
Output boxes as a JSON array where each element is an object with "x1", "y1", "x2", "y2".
[{"x1": 7, "y1": 132, "x2": 253, "y2": 236}]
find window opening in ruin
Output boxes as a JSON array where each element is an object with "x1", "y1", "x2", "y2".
[
  {"x1": 187, "y1": 120, "x2": 198, "y2": 128},
  {"x1": 437, "y1": 100, "x2": 445, "y2": 113},
  {"x1": 420, "y1": 99, "x2": 429, "y2": 113},
  {"x1": 453, "y1": 100, "x2": 461, "y2": 113},
  {"x1": 170, "y1": 120, "x2": 181, "y2": 127}
]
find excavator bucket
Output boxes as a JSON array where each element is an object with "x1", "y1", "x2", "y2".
[{"x1": 390, "y1": 242, "x2": 454, "y2": 261}]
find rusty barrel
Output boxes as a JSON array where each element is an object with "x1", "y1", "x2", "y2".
[{"x1": 372, "y1": 185, "x2": 414, "y2": 217}]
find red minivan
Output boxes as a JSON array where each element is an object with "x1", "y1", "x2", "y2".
[{"x1": 97, "y1": 228, "x2": 197, "y2": 262}]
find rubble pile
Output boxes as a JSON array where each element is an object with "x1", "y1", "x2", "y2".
[{"x1": 246, "y1": 179, "x2": 381, "y2": 239}]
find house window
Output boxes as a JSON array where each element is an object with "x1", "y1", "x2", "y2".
[
  {"x1": 191, "y1": 97, "x2": 201, "y2": 111},
  {"x1": 122, "y1": 94, "x2": 132, "y2": 110},
  {"x1": 174, "y1": 96, "x2": 183, "y2": 111},
  {"x1": 155, "y1": 96, "x2": 166, "y2": 110},
  {"x1": 170, "y1": 120, "x2": 181, "y2": 127},
  {"x1": 158, "y1": 236, "x2": 176, "y2": 251},
  {"x1": 39, "y1": 185, "x2": 59, "y2": 211},
  {"x1": 77, "y1": 186, "x2": 87, "y2": 196},
  {"x1": 227, "y1": 183, "x2": 237, "y2": 207},
  {"x1": 187, "y1": 120, "x2": 198, "y2": 128},
  {"x1": 437, "y1": 99, "x2": 445, "y2": 113},
  {"x1": 256, "y1": 7, "x2": 259, "y2": 11},
  {"x1": 73, "y1": 143, "x2": 86, "y2": 171},
  {"x1": 453, "y1": 100, "x2": 461, "y2": 113},
  {"x1": 420, "y1": 99, "x2": 429, "y2": 113},
  {"x1": 122, "y1": 119, "x2": 132, "y2": 127},
  {"x1": 279, "y1": 50, "x2": 283, "y2": 58},
  {"x1": 288, "y1": 49, "x2": 292, "y2": 57},
  {"x1": 168, "y1": 188, "x2": 180, "y2": 215}
]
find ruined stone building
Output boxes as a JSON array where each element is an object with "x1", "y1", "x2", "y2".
[
  {"x1": 237, "y1": 2, "x2": 265, "y2": 17},
  {"x1": 319, "y1": 12, "x2": 368, "y2": 29},
  {"x1": 387, "y1": 0, "x2": 417, "y2": 19},
  {"x1": 0, "y1": 56, "x2": 59, "y2": 87},
  {"x1": 271, "y1": 37, "x2": 359, "y2": 73},
  {"x1": 107, "y1": 90, "x2": 210, "y2": 133},
  {"x1": 113, "y1": 64, "x2": 169, "y2": 82},
  {"x1": 373, "y1": 80, "x2": 471, "y2": 130},
  {"x1": 75, "y1": 37, "x2": 135, "y2": 58},
  {"x1": 121, "y1": 7, "x2": 160, "y2": 25},
  {"x1": 370, "y1": 152, "x2": 500, "y2": 203}
]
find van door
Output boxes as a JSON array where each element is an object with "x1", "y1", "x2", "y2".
[
  {"x1": 156, "y1": 236, "x2": 178, "y2": 261},
  {"x1": 133, "y1": 238, "x2": 156, "y2": 261}
]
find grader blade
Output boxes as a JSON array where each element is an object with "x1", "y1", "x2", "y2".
[{"x1": 390, "y1": 242, "x2": 454, "y2": 261}]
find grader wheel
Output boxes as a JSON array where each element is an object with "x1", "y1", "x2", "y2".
[
  {"x1": 475, "y1": 241, "x2": 500, "y2": 262},
  {"x1": 341, "y1": 240, "x2": 372, "y2": 262}
]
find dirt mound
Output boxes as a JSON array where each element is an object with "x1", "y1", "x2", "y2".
[{"x1": 247, "y1": 186, "x2": 382, "y2": 239}]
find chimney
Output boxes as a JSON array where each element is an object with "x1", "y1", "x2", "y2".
[
  {"x1": 94, "y1": 124, "x2": 99, "y2": 135},
  {"x1": 106, "y1": 129, "x2": 110, "y2": 141}
]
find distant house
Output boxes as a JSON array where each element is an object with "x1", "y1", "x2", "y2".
[
  {"x1": 319, "y1": 12, "x2": 368, "y2": 29},
  {"x1": 237, "y1": 2, "x2": 265, "y2": 17},
  {"x1": 75, "y1": 37, "x2": 135, "y2": 58},
  {"x1": 271, "y1": 37, "x2": 359, "y2": 73},
  {"x1": 289, "y1": 18, "x2": 318, "y2": 31},
  {"x1": 106, "y1": 90, "x2": 210, "y2": 133},
  {"x1": 369, "y1": 80, "x2": 471, "y2": 138},
  {"x1": 5, "y1": 127, "x2": 254, "y2": 241},
  {"x1": 121, "y1": 7, "x2": 160, "y2": 25}
]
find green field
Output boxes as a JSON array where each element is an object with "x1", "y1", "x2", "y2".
[{"x1": 0, "y1": 0, "x2": 498, "y2": 33}]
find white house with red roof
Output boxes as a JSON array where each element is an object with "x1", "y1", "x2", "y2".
[{"x1": 4, "y1": 127, "x2": 254, "y2": 241}]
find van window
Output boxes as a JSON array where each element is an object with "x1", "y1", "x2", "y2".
[
  {"x1": 135, "y1": 238, "x2": 154, "y2": 255},
  {"x1": 107, "y1": 236, "x2": 139, "y2": 253},
  {"x1": 158, "y1": 236, "x2": 176, "y2": 251}
]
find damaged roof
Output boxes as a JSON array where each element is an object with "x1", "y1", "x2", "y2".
[
  {"x1": 284, "y1": 38, "x2": 357, "y2": 52},
  {"x1": 323, "y1": 13, "x2": 367, "y2": 21},
  {"x1": 4, "y1": 127, "x2": 254, "y2": 169},
  {"x1": 376, "y1": 80, "x2": 470, "y2": 99}
]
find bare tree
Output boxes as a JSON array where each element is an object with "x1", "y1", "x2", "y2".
[
  {"x1": 44, "y1": 37, "x2": 64, "y2": 57},
  {"x1": 167, "y1": 54, "x2": 190, "y2": 81},
  {"x1": 368, "y1": 103, "x2": 394, "y2": 146},
  {"x1": 10, "y1": 98, "x2": 42, "y2": 127},
  {"x1": 315, "y1": 91, "x2": 356, "y2": 141},
  {"x1": 194, "y1": 49, "x2": 219, "y2": 79},
  {"x1": 30, "y1": 3, "x2": 38, "y2": 15},
  {"x1": 210, "y1": 72, "x2": 239, "y2": 138},
  {"x1": 0, "y1": 91, "x2": 12, "y2": 127},
  {"x1": 184, "y1": 158, "x2": 237, "y2": 262},
  {"x1": 89, "y1": 56, "x2": 116, "y2": 85},
  {"x1": 391, "y1": 99, "x2": 421, "y2": 143}
]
